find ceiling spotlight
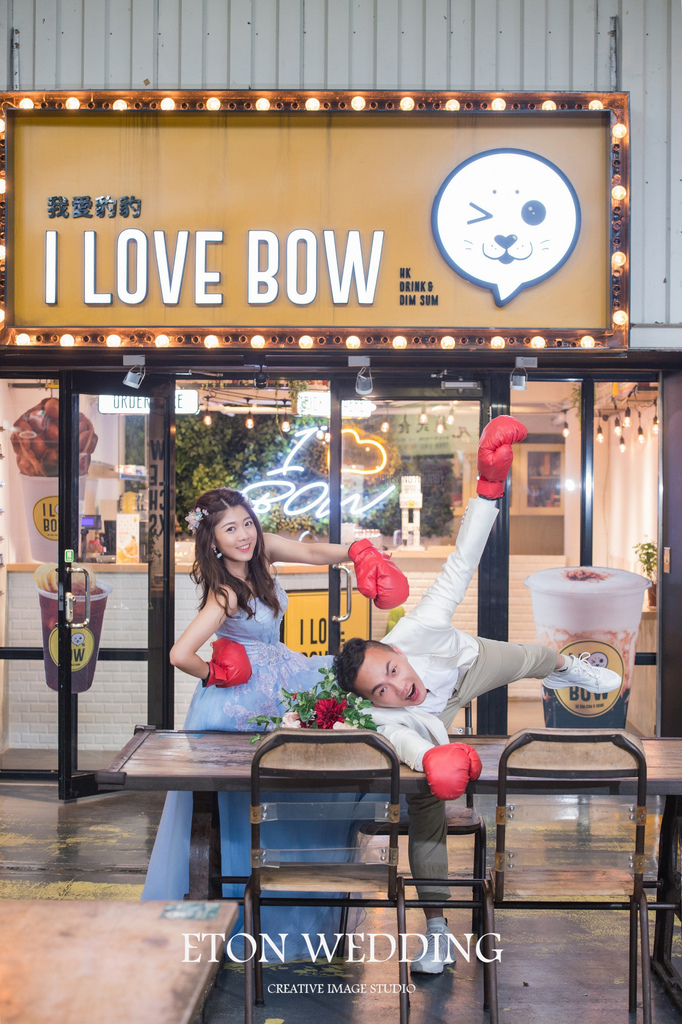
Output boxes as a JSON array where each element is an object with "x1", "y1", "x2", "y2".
[
  {"x1": 510, "y1": 366, "x2": 527, "y2": 391},
  {"x1": 254, "y1": 367, "x2": 268, "y2": 389},
  {"x1": 123, "y1": 365, "x2": 145, "y2": 389},
  {"x1": 355, "y1": 365, "x2": 373, "y2": 396}
]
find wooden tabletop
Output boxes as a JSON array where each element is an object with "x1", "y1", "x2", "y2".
[
  {"x1": 0, "y1": 900, "x2": 238, "y2": 1024},
  {"x1": 96, "y1": 727, "x2": 682, "y2": 796}
]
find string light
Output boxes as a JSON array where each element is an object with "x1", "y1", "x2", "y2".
[
  {"x1": 637, "y1": 412, "x2": 645, "y2": 444},
  {"x1": 446, "y1": 406, "x2": 455, "y2": 426},
  {"x1": 623, "y1": 406, "x2": 631, "y2": 428},
  {"x1": 281, "y1": 412, "x2": 291, "y2": 434},
  {"x1": 380, "y1": 406, "x2": 390, "y2": 433},
  {"x1": 324, "y1": 431, "x2": 331, "y2": 443},
  {"x1": 315, "y1": 426, "x2": 325, "y2": 441},
  {"x1": 562, "y1": 411, "x2": 570, "y2": 438},
  {"x1": 614, "y1": 416, "x2": 622, "y2": 437},
  {"x1": 652, "y1": 401, "x2": 659, "y2": 435},
  {"x1": 202, "y1": 402, "x2": 212, "y2": 427},
  {"x1": 436, "y1": 417, "x2": 445, "y2": 435},
  {"x1": 245, "y1": 407, "x2": 255, "y2": 430},
  {"x1": 419, "y1": 406, "x2": 428, "y2": 425},
  {"x1": 619, "y1": 437, "x2": 626, "y2": 454},
  {"x1": 597, "y1": 423, "x2": 604, "y2": 444}
]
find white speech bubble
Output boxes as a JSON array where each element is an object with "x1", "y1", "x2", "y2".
[{"x1": 432, "y1": 149, "x2": 581, "y2": 306}]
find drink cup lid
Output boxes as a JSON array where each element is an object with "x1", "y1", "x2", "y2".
[{"x1": 524, "y1": 565, "x2": 651, "y2": 596}]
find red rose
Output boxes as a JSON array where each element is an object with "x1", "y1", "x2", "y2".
[{"x1": 314, "y1": 696, "x2": 348, "y2": 729}]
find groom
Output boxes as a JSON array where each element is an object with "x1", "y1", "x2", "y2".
[{"x1": 333, "y1": 415, "x2": 621, "y2": 973}]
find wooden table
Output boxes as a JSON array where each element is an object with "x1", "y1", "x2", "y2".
[
  {"x1": 0, "y1": 899, "x2": 238, "y2": 1024},
  {"x1": 97, "y1": 727, "x2": 682, "y2": 1011}
]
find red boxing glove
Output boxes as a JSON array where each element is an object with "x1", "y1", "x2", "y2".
[
  {"x1": 476, "y1": 414, "x2": 528, "y2": 499},
  {"x1": 422, "y1": 743, "x2": 482, "y2": 801},
  {"x1": 349, "y1": 539, "x2": 410, "y2": 610},
  {"x1": 203, "y1": 637, "x2": 252, "y2": 688}
]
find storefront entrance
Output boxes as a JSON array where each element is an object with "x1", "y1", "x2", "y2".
[{"x1": 0, "y1": 366, "x2": 662, "y2": 794}]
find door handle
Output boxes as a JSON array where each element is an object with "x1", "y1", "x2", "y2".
[
  {"x1": 332, "y1": 563, "x2": 352, "y2": 622},
  {"x1": 66, "y1": 565, "x2": 91, "y2": 627}
]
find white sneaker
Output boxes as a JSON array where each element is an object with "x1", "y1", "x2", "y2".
[
  {"x1": 543, "y1": 652, "x2": 622, "y2": 694},
  {"x1": 410, "y1": 921, "x2": 456, "y2": 975}
]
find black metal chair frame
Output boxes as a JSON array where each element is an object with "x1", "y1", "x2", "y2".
[
  {"x1": 243, "y1": 729, "x2": 409, "y2": 1024},
  {"x1": 490, "y1": 727, "x2": 651, "y2": 1024}
]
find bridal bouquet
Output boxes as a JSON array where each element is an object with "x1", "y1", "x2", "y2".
[{"x1": 248, "y1": 666, "x2": 377, "y2": 742}]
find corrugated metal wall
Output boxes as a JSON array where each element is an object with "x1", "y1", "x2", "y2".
[{"x1": 0, "y1": 0, "x2": 679, "y2": 333}]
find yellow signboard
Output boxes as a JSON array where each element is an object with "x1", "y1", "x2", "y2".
[
  {"x1": 8, "y1": 110, "x2": 610, "y2": 330},
  {"x1": 283, "y1": 590, "x2": 371, "y2": 657}
]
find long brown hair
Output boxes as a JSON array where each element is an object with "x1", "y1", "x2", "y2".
[{"x1": 189, "y1": 488, "x2": 280, "y2": 619}]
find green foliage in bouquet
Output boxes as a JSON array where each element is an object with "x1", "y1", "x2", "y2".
[{"x1": 247, "y1": 666, "x2": 377, "y2": 742}]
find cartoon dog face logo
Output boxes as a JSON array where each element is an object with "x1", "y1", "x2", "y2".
[{"x1": 432, "y1": 149, "x2": 581, "y2": 306}]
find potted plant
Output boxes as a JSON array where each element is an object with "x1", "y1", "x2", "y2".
[{"x1": 634, "y1": 541, "x2": 657, "y2": 608}]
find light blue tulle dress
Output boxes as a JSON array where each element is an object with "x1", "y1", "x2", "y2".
[{"x1": 141, "y1": 579, "x2": 358, "y2": 959}]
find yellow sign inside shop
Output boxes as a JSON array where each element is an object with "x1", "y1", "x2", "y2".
[
  {"x1": 283, "y1": 590, "x2": 371, "y2": 658},
  {"x1": 7, "y1": 110, "x2": 611, "y2": 331}
]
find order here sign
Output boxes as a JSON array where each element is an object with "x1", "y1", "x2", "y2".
[{"x1": 7, "y1": 109, "x2": 610, "y2": 331}]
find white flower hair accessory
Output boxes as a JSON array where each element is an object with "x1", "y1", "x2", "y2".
[{"x1": 185, "y1": 507, "x2": 209, "y2": 533}]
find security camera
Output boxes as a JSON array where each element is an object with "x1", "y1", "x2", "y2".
[
  {"x1": 254, "y1": 368, "x2": 268, "y2": 389},
  {"x1": 355, "y1": 366, "x2": 373, "y2": 396},
  {"x1": 123, "y1": 366, "x2": 145, "y2": 389}
]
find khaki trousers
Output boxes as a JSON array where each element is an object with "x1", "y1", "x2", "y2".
[{"x1": 406, "y1": 636, "x2": 557, "y2": 901}]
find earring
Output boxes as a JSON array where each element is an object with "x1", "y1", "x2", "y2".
[{"x1": 213, "y1": 548, "x2": 223, "y2": 559}]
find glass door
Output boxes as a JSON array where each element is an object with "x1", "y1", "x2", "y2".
[
  {"x1": 330, "y1": 377, "x2": 482, "y2": 727},
  {"x1": 0, "y1": 369, "x2": 175, "y2": 798}
]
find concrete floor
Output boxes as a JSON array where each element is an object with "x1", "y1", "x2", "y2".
[{"x1": 0, "y1": 700, "x2": 680, "y2": 1022}]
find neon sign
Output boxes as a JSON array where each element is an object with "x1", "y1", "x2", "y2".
[{"x1": 242, "y1": 426, "x2": 395, "y2": 520}]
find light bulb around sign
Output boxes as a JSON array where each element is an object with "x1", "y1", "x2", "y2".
[
  {"x1": 204, "y1": 334, "x2": 220, "y2": 348},
  {"x1": 433, "y1": 149, "x2": 581, "y2": 307},
  {"x1": 613, "y1": 310, "x2": 629, "y2": 326},
  {"x1": 392, "y1": 336, "x2": 407, "y2": 349},
  {"x1": 445, "y1": 99, "x2": 460, "y2": 111},
  {"x1": 491, "y1": 98, "x2": 506, "y2": 111},
  {"x1": 305, "y1": 98, "x2": 321, "y2": 111},
  {"x1": 112, "y1": 99, "x2": 128, "y2": 111},
  {"x1": 400, "y1": 97, "x2": 415, "y2": 111},
  {"x1": 19, "y1": 98, "x2": 34, "y2": 109},
  {"x1": 611, "y1": 251, "x2": 627, "y2": 268},
  {"x1": 255, "y1": 98, "x2": 270, "y2": 111},
  {"x1": 490, "y1": 335, "x2": 505, "y2": 348},
  {"x1": 161, "y1": 97, "x2": 176, "y2": 110},
  {"x1": 251, "y1": 335, "x2": 266, "y2": 348},
  {"x1": 541, "y1": 100, "x2": 557, "y2": 111},
  {"x1": 16, "y1": 333, "x2": 31, "y2": 345},
  {"x1": 611, "y1": 185, "x2": 627, "y2": 202},
  {"x1": 351, "y1": 96, "x2": 366, "y2": 111},
  {"x1": 346, "y1": 335, "x2": 361, "y2": 349},
  {"x1": 440, "y1": 336, "x2": 456, "y2": 349},
  {"x1": 66, "y1": 96, "x2": 80, "y2": 110},
  {"x1": 206, "y1": 97, "x2": 221, "y2": 111},
  {"x1": 106, "y1": 334, "x2": 122, "y2": 347}
]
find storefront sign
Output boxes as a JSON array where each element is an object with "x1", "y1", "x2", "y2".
[
  {"x1": 282, "y1": 590, "x2": 370, "y2": 656},
  {"x1": 98, "y1": 390, "x2": 199, "y2": 415},
  {"x1": 6, "y1": 104, "x2": 619, "y2": 335},
  {"x1": 242, "y1": 427, "x2": 395, "y2": 521}
]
